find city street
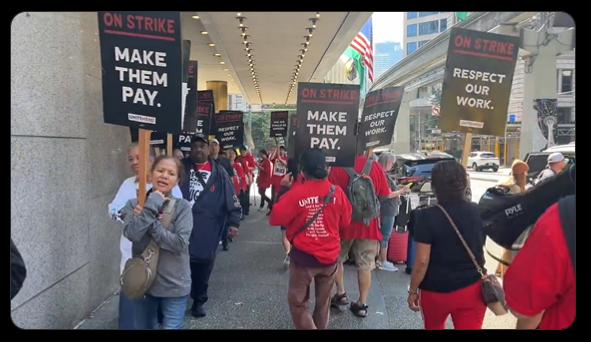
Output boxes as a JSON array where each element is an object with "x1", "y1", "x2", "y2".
[{"x1": 77, "y1": 176, "x2": 516, "y2": 330}]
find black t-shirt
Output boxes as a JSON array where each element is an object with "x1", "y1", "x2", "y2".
[{"x1": 414, "y1": 201, "x2": 486, "y2": 293}]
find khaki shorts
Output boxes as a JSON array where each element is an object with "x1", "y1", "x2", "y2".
[{"x1": 339, "y1": 239, "x2": 380, "y2": 271}]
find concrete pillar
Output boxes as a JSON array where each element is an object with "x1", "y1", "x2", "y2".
[
  {"x1": 518, "y1": 27, "x2": 574, "y2": 158},
  {"x1": 11, "y1": 12, "x2": 130, "y2": 328},
  {"x1": 390, "y1": 91, "x2": 412, "y2": 153},
  {"x1": 206, "y1": 80, "x2": 228, "y2": 112}
]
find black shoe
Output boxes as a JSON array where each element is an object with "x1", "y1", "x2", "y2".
[
  {"x1": 405, "y1": 267, "x2": 412, "y2": 275},
  {"x1": 191, "y1": 305, "x2": 207, "y2": 318},
  {"x1": 222, "y1": 244, "x2": 229, "y2": 251}
]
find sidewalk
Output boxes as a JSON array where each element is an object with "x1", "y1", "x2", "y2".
[{"x1": 76, "y1": 190, "x2": 515, "y2": 329}]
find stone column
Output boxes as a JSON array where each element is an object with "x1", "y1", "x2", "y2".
[
  {"x1": 206, "y1": 80, "x2": 228, "y2": 112},
  {"x1": 390, "y1": 91, "x2": 412, "y2": 153}
]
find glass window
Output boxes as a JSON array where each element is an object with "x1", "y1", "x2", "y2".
[
  {"x1": 440, "y1": 19, "x2": 448, "y2": 32},
  {"x1": 556, "y1": 107, "x2": 572, "y2": 124},
  {"x1": 560, "y1": 69, "x2": 573, "y2": 93},
  {"x1": 418, "y1": 40, "x2": 429, "y2": 47},
  {"x1": 419, "y1": 12, "x2": 439, "y2": 17},
  {"x1": 407, "y1": 12, "x2": 418, "y2": 19},
  {"x1": 419, "y1": 20, "x2": 439, "y2": 35},
  {"x1": 406, "y1": 24, "x2": 417, "y2": 37},
  {"x1": 407, "y1": 42, "x2": 417, "y2": 54}
]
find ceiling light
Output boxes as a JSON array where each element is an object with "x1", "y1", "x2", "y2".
[
  {"x1": 316, "y1": 12, "x2": 320, "y2": 18},
  {"x1": 208, "y1": 43, "x2": 215, "y2": 47},
  {"x1": 200, "y1": 31, "x2": 208, "y2": 35},
  {"x1": 227, "y1": 74, "x2": 231, "y2": 77},
  {"x1": 219, "y1": 61, "x2": 225, "y2": 64},
  {"x1": 192, "y1": 15, "x2": 200, "y2": 19},
  {"x1": 237, "y1": 13, "x2": 242, "y2": 16},
  {"x1": 223, "y1": 68, "x2": 229, "y2": 71},
  {"x1": 214, "y1": 53, "x2": 221, "y2": 57}
]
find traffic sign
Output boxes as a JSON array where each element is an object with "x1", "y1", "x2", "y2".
[{"x1": 432, "y1": 105, "x2": 440, "y2": 116}]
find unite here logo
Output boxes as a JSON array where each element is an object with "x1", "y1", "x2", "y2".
[{"x1": 504, "y1": 204, "x2": 522, "y2": 217}]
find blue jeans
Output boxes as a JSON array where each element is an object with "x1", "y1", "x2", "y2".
[
  {"x1": 118, "y1": 292, "x2": 136, "y2": 329},
  {"x1": 134, "y1": 294, "x2": 188, "y2": 329},
  {"x1": 379, "y1": 216, "x2": 396, "y2": 248}
]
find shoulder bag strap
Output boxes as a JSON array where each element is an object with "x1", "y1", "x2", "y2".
[
  {"x1": 290, "y1": 185, "x2": 336, "y2": 244},
  {"x1": 160, "y1": 198, "x2": 177, "y2": 228},
  {"x1": 436, "y1": 204, "x2": 484, "y2": 276}
]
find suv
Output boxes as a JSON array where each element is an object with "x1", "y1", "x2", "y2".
[
  {"x1": 524, "y1": 143, "x2": 575, "y2": 179},
  {"x1": 467, "y1": 151, "x2": 500, "y2": 172}
]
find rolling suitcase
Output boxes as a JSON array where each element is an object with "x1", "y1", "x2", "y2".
[{"x1": 387, "y1": 231, "x2": 409, "y2": 264}]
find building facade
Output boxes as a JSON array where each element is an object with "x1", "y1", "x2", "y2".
[
  {"x1": 228, "y1": 93, "x2": 246, "y2": 111},
  {"x1": 374, "y1": 42, "x2": 403, "y2": 78},
  {"x1": 403, "y1": 12, "x2": 455, "y2": 56},
  {"x1": 507, "y1": 51, "x2": 575, "y2": 144}
]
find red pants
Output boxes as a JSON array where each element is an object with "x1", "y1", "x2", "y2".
[{"x1": 419, "y1": 281, "x2": 486, "y2": 329}]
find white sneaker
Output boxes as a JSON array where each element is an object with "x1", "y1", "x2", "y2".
[{"x1": 378, "y1": 261, "x2": 399, "y2": 272}]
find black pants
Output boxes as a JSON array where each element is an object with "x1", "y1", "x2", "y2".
[
  {"x1": 258, "y1": 187, "x2": 272, "y2": 209},
  {"x1": 190, "y1": 259, "x2": 216, "y2": 308},
  {"x1": 239, "y1": 190, "x2": 249, "y2": 215}
]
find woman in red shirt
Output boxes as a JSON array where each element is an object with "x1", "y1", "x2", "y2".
[
  {"x1": 271, "y1": 145, "x2": 288, "y2": 206},
  {"x1": 256, "y1": 149, "x2": 273, "y2": 213},
  {"x1": 227, "y1": 149, "x2": 248, "y2": 218},
  {"x1": 270, "y1": 149, "x2": 352, "y2": 329},
  {"x1": 240, "y1": 147, "x2": 257, "y2": 216}
]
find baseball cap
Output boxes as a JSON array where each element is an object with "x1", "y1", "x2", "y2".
[
  {"x1": 191, "y1": 134, "x2": 209, "y2": 145},
  {"x1": 548, "y1": 152, "x2": 564, "y2": 163},
  {"x1": 210, "y1": 138, "x2": 220, "y2": 145}
]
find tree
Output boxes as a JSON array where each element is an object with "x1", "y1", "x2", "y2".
[
  {"x1": 243, "y1": 104, "x2": 296, "y2": 151},
  {"x1": 429, "y1": 87, "x2": 442, "y2": 106}
]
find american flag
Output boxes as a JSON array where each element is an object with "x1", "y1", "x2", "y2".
[{"x1": 350, "y1": 18, "x2": 373, "y2": 83}]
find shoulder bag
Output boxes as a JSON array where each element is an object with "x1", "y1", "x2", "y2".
[
  {"x1": 436, "y1": 204, "x2": 508, "y2": 316},
  {"x1": 120, "y1": 198, "x2": 177, "y2": 299},
  {"x1": 289, "y1": 185, "x2": 335, "y2": 244}
]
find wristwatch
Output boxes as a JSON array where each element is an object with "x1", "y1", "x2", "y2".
[{"x1": 407, "y1": 286, "x2": 419, "y2": 294}]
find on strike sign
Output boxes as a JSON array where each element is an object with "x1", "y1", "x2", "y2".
[
  {"x1": 215, "y1": 111, "x2": 244, "y2": 150},
  {"x1": 296, "y1": 82, "x2": 359, "y2": 167},
  {"x1": 439, "y1": 27, "x2": 519, "y2": 136},
  {"x1": 98, "y1": 11, "x2": 182, "y2": 133},
  {"x1": 358, "y1": 86, "x2": 404, "y2": 149},
  {"x1": 270, "y1": 111, "x2": 288, "y2": 137}
]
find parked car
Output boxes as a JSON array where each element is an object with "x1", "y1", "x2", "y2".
[
  {"x1": 524, "y1": 142, "x2": 575, "y2": 180},
  {"x1": 467, "y1": 151, "x2": 500, "y2": 172}
]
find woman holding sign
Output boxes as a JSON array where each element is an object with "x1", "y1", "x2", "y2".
[
  {"x1": 256, "y1": 149, "x2": 273, "y2": 213},
  {"x1": 270, "y1": 146, "x2": 288, "y2": 210}
]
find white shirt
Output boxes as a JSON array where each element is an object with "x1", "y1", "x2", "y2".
[{"x1": 108, "y1": 176, "x2": 183, "y2": 274}]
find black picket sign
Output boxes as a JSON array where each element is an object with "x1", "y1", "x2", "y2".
[
  {"x1": 182, "y1": 60, "x2": 198, "y2": 133},
  {"x1": 270, "y1": 111, "x2": 289, "y2": 138},
  {"x1": 215, "y1": 111, "x2": 244, "y2": 150},
  {"x1": 287, "y1": 115, "x2": 298, "y2": 160},
  {"x1": 296, "y1": 82, "x2": 359, "y2": 167},
  {"x1": 198, "y1": 90, "x2": 216, "y2": 135},
  {"x1": 358, "y1": 86, "x2": 404, "y2": 150},
  {"x1": 98, "y1": 11, "x2": 182, "y2": 133},
  {"x1": 439, "y1": 27, "x2": 519, "y2": 137}
]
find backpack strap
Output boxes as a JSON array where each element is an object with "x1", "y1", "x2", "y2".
[
  {"x1": 160, "y1": 198, "x2": 177, "y2": 228},
  {"x1": 345, "y1": 168, "x2": 357, "y2": 187},
  {"x1": 557, "y1": 195, "x2": 575, "y2": 279}
]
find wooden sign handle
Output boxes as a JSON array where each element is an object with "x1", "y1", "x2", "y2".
[
  {"x1": 460, "y1": 133, "x2": 472, "y2": 169},
  {"x1": 166, "y1": 133, "x2": 173, "y2": 156},
  {"x1": 137, "y1": 129, "x2": 152, "y2": 206}
]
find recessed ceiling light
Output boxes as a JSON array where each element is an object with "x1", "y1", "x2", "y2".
[
  {"x1": 214, "y1": 53, "x2": 221, "y2": 57},
  {"x1": 223, "y1": 68, "x2": 229, "y2": 71},
  {"x1": 219, "y1": 61, "x2": 225, "y2": 64},
  {"x1": 227, "y1": 74, "x2": 231, "y2": 77},
  {"x1": 208, "y1": 43, "x2": 215, "y2": 47},
  {"x1": 200, "y1": 31, "x2": 208, "y2": 35},
  {"x1": 192, "y1": 15, "x2": 200, "y2": 19},
  {"x1": 237, "y1": 13, "x2": 242, "y2": 16}
]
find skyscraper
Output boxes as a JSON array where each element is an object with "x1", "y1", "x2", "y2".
[
  {"x1": 403, "y1": 12, "x2": 455, "y2": 56},
  {"x1": 374, "y1": 42, "x2": 403, "y2": 78}
]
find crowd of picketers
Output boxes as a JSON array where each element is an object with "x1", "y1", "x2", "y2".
[{"x1": 10, "y1": 134, "x2": 574, "y2": 330}]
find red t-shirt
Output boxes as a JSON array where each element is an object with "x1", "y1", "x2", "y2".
[
  {"x1": 328, "y1": 156, "x2": 390, "y2": 240},
  {"x1": 271, "y1": 155, "x2": 288, "y2": 188},
  {"x1": 244, "y1": 155, "x2": 256, "y2": 175},
  {"x1": 504, "y1": 203, "x2": 575, "y2": 329},
  {"x1": 256, "y1": 158, "x2": 273, "y2": 188},
  {"x1": 269, "y1": 179, "x2": 351, "y2": 264},
  {"x1": 230, "y1": 161, "x2": 246, "y2": 194}
]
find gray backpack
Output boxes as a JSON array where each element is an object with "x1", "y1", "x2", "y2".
[
  {"x1": 120, "y1": 198, "x2": 176, "y2": 299},
  {"x1": 345, "y1": 159, "x2": 381, "y2": 224}
]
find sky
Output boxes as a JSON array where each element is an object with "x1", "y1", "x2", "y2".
[{"x1": 372, "y1": 12, "x2": 403, "y2": 43}]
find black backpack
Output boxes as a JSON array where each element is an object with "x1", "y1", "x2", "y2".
[{"x1": 345, "y1": 159, "x2": 380, "y2": 224}]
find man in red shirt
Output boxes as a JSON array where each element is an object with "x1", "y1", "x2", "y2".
[
  {"x1": 503, "y1": 196, "x2": 575, "y2": 329},
  {"x1": 328, "y1": 155, "x2": 392, "y2": 317}
]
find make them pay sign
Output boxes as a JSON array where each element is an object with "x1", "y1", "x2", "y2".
[
  {"x1": 114, "y1": 47, "x2": 167, "y2": 107},
  {"x1": 306, "y1": 111, "x2": 347, "y2": 149}
]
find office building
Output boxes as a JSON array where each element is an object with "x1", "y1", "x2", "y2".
[
  {"x1": 228, "y1": 94, "x2": 246, "y2": 111},
  {"x1": 374, "y1": 42, "x2": 403, "y2": 78},
  {"x1": 403, "y1": 12, "x2": 455, "y2": 56}
]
